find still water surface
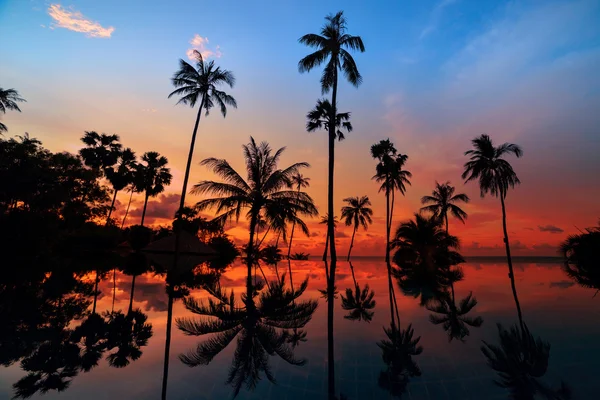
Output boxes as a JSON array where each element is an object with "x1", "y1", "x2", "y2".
[{"x1": 1, "y1": 259, "x2": 599, "y2": 399}]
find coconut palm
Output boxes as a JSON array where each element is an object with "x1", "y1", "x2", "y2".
[
  {"x1": 287, "y1": 172, "x2": 311, "y2": 259},
  {"x1": 341, "y1": 195, "x2": 373, "y2": 261},
  {"x1": 319, "y1": 214, "x2": 338, "y2": 261},
  {"x1": 134, "y1": 152, "x2": 172, "y2": 226},
  {"x1": 193, "y1": 137, "x2": 317, "y2": 284},
  {"x1": 420, "y1": 181, "x2": 469, "y2": 233},
  {"x1": 168, "y1": 50, "x2": 237, "y2": 217},
  {"x1": 0, "y1": 87, "x2": 26, "y2": 132},
  {"x1": 427, "y1": 291, "x2": 483, "y2": 342},
  {"x1": 176, "y1": 276, "x2": 317, "y2": 397},
  {"x1": 341, "y1": 262, "x2": 375, "y2": 322},
  {"x1": 462, "y1": 134, "x2": 523, "y2": 324},
  {"x1": 79, "y1": 131, "x2": 122, "y2": 173},
  {"x1": 104, "y1": 148, "x2": 136, "y2": 221},
  {"x1": 299, "y1": 11, "x2": 365, "y2": 261}
]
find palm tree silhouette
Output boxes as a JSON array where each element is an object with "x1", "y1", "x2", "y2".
[
  {"x1": 134, "y1": 151, "x2": 172, "y2": 226},
  {"x1": 0, "y1": 87, "x2": 26, "y2": 133},
  {"x1": 341, "y1": 262, "x2": 375, "y2": 322},
  {"x1": 287, "y1": 172, "x2": 311, "y2": 259},
  {"x1": 420, "y1": 181, "x2": 469, "y2": 233},
  {"x1": 341, "y1": 195, "x2": 373, "y2": 261},
  {"x1": 192, "y1": 137, "x2": 318, "y2": 285},
  {"x1": 462, "y1": 134, "x2": 523, "y2": 325},
  {"x1": 79, "y1": 131, "x2": 122, "y2": 172},
  {"x1": 104, "y1": 309, "x2": 153, "y2": 368},
  {"x1": 104, "y1": 148, "x2": 136, "y2": 222},
  {"x1": 176, "y1": 275, "x2": 317, "y2": 397},
  {"x1": 427, "y1": 291, "x2": 483, "y2": 342},
  {"x1": 561, "y1": 221, "x2": 600, "y2": 294},
  {"x1": 299, "y1": 11, "x2": 365, "y2": 261},
  {"x1": 319, "y1": 214, "x2": 338, "y2": 261}
]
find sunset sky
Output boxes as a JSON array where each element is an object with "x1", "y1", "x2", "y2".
[{"x1": 1, "y1": 0, "x2": 599, "y2": 256}]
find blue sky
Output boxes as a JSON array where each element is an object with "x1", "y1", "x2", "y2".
[{"x1": 1, "y1": 0, "x2": 599, "y2": 254}]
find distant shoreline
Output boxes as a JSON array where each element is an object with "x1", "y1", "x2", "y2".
[{"x1": 308, "y1": 255, "x2": 564, "y2": 263}]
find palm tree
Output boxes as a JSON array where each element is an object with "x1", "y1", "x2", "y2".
[
  {"x1": 299, "y1": 11, "x2": 365, "y2": 262},
  {"x1": 105, "y1": 309, "x2": 153, "y2": 368},
  {"x1": 105, "y1": 148, "x2": 136, "y2": 221},
  {"x1": 0, "y1": 87, "x2": 26, "y2": 133},
  {"x1": 462, "y1": 134, "x2": 523, "y2": 324},
  {"x1": 168, "y1": 50, "x2": 237, "y2": 218},
  {"x1": 561, "y1": 221, "x2": 600, "y2": 294},
  {"x1": 420, "y1": 181, "x2": 469, "y2": 233},
  {"x1": 319, "y1": 214, "x2": 338, "y2": 261},
  {"x1": 341, "y1": 262, "x2": 375, "y2": 322},
  {"x1": 287, "y1": 172, "x2": 311, "y2": 259},
  {"x1": 79, "y1": 131, "x2": 122, "y2": 172},
  {"x1": 341, "y1": 195, "x2": 373, "y2": 261},
  {"x1": 134, "y1": 152, "x2": 172, "y2": 226},
  {"x1": 427, "y1": 291, "x2": 483, "y2": 342},
  {"x1": 193, "y1": 137, "x2": 318, "y2": 285}
]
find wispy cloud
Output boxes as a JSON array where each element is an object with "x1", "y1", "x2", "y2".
[
  {"x1": 420, "y1": 0, "x2": 457, "y2": 39},
  {"x1": 538, "y1": 225, "x2": 564, "y2": 234},
  {"x1": 48, "y1": 4, "x2": 114, "y2": 38},
  {"x1": 186, "y1": 34, "x2": 222, "y2": 61}
]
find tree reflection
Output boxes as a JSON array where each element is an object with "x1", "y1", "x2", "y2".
[
  {"x1": 105, "y1": 309, "x2": 153, "y2": 368},
  {"x1": 341, "y1": 261, "x2": 376, "y2": 322},
  {"x1": 427, "y1": 290, "x2": 483, "y2": 343},
  {"x1": 561, "y1": 222, "x2": 600, "y2": 294}
]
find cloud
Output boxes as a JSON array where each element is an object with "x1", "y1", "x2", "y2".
[
  {"x1": 549, "y1": 280, "x2": 575, "y2": 289},
  {"x1": 186, "y1": 34, "x2": 222, "y2": 61},
  {"x1": 538, "y1": 225, "x2": 564, "y2": 234},
  {"x1": 48, "y1": 4, "x2": 115, "y2": 38},
  {"x1": 142, "y1": 108, "x2": 157, "y2": 113},
  {"x1": 130, "y1": 193, "x2": 181, "y2": 221},
  {"x1": 310, "y1": 231, "x2": 321, "y2": 237},
  {"x1": 335, "y1": 231, "x2": 349, "y2": 238},
  {"x1": 420, "y1": 0, "x2": 457, "y2": 39}
]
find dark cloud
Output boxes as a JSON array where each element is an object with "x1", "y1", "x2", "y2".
[
  {"x1": 549, "y1": 280, "x2": 575, "y2": 289},
  {"x1": 335, "y1": 231, "x2": 349, "y2": 238},
  {"x1": 129, "y1": 193, "x2": 181, "y2": 220},
  {"x1": 538, "y1": 225, "x2": 564, "y2": 234},
  {"x1": 524, "y1": 227, "x2": 534, "y2": 231},
  {"x1": 532, "y1": 243, "x2": 558, "y2": 252},
  {"x1": 310, "y1": 231, "x2": 321, "y2": 237}
]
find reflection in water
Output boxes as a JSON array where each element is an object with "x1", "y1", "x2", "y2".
[
  {"x1": 341, "y1": 262, "x2": 376, "y2": 322},
  {"x1": 427, "y1": 289, "x2": 483, "y2": 343},
  {"x1": 561, "y1": 223, "x2": 600, "y2": 294}
]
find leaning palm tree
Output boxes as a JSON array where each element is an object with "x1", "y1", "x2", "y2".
[
  {"x1": 420, "y1": 181, "x2": 469, "y2": 233},
  {"x1": 135, "y1": 152, "x2": 172, "y2": 226},
  {"x1": 105, "y1": 148, "x2": 136, "y2": 221},
  {"x1": 287, "y1": 172, "x2": 311, "y2": 259},
  {"x1": 427, "y1": 291, "x2": 483, "y2": 342},
  {"x1": 299, "y1": 11, "x2": 365, "y2": 261},
  {"x1": 0, "y1": 87, "x2": 26, "y2": 132},
  {"x1": 193, "y1": 137, "x2": 318, "y2": 284},
  {"x1": 341, "y1": 195, "x2": 373, "y2": 261},
  {"x1": 462, "y1": 134, "x2": 523, "y2": 325},
  {"x1": 320, "y1": 214, "x2": 338, "y2": 261}
]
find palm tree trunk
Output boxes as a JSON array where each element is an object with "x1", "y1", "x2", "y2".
[
  {"x1": 327, "y1": 260, "x2": 336, "y2": 400},
  {"x1": 287, "y1": 187, "x2": 301, "y2": 259},
  {"x1": 107, "y1": 189, "x2": 118, "y2": 222},
  {"x1": 92, "y1": 269, "x2": 100, "y2": 314},
  {"x1": 161, "y1": 292, "x2": 174, "y2": 400},
  {"x1": 349, "y1": 261, "x2": 357, "y2": 288},
  {"x1": 323, "y1": 231, "x2": 329, "y2": 261},
  {"x1": 385, "y1": 189, "x2": 391, "y2": 263},
  {"x1": 140, "y1": 193, "x2": 149, "y2": 226},
  {"x1": 121, "y1": 188, "x2": 134, "y2": 229},
  {"x1": 128, "y1": 274, "x2": 136, "y2": 315},
  {"x1": 328, "y1": 72, "x2": 338, "y2": 264},
  {"x1": 177, "y1": 98, "x2": 205, "y2": 214},
  {"x1": 287, "y1": 260, "x2": 294, "y2": 291},
  {"x1": 112, "y1": 268, "x2": 116, "y2": 312},
  {"x1": 500, "y1": 193, "x2": 524, "y2": 331},
  {"x1": 445, "y1": 213, "x2": 449, "y2": 234},
  {"x1": 247, "y1": 212, "x2": 259, "y2": 289},
  {"x1": 347, "y1": 225, "x2": 357, "y2": 261}
]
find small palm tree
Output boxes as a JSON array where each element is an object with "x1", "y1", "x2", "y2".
[
  {"x1": 462, "y1": 134, "x2": 523, "y2": 324},
  {"x1": 135, "y1": 152, "x2": 172, "y2": 226},
  {"x1": 79, "y1": 131, "x2": 122, "y2": 172},
  {"x1": 341, "y1": 262, "x2": 375, "y2": 322},
  {"x1": 427, "y1": 291, "x2": 483, "y2": 342},
  {"x1": 287, "y1": 172, "x2": 311, "y2": 259},
  {"x1": 319, "y1": 214, "x2": 338, "y2": 261},
  {"x1": 299, "y1": 11, "x2": 365, "y2": 262},
  {"x1": 341, "y1": 195, "x2": 373, "y2": 261},
  {"x1": 0, "y1": 87, "x2": 26, "y2": 133},
  {"x1": 420, "y1": 181, "x2": 469, "y2": 233},
  {"x1": 105, "y1": 148, "x2": 136, "y2": 221}
]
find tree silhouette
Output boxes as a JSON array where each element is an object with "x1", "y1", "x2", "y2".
[
  {"x1": 104, "y1": 148, "x2": 136, "y2": 222},
  {"x1": 79, "y1": 131, "x2": 122, "y2": 173},
  {"x1": 104, "y1": 309, "x2": 153, "y2": 368},
  {"x1": 319, "y1": 214, "x2": 338, "y2": 261},
  {"x1": 0, "y1": 87, "x2": 26, "y2": 132},
  {"x1": 299, "y1": 11, "x2": 365, "y2": 262},
  {"x1": 341, "y1": 195, "x2": 373, "y2": 261},
  {"x1": 341, "y1": 262, "x2": 375, "y2": 322},
  {"x1": 287, "y1": 172, "x2": 311, "y2": 259},
  {"x1": 561, "y1": 221, "x2": 600, "y2": 293},
  {"x1": 420, "y1": 181, "x2": 469, "y2": 233},
  {"x1": 462, "y1": 134, "x2": 523, "y2": 326},
  {"x1": 427, "y1": 291, "x2": 483, "y2": 342},
  {"x1": 134, "y1": 151, "x2": 172, "y2": 226}
]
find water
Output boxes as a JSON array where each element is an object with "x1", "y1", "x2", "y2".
[{"x1": 1, "y1": 259, "x2": 599, "y2": 399}]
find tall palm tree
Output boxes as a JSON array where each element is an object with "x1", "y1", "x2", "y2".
[
  {"x1": 287, "y1": 172, "x2": 311, "y2": 259},
  {"x1": 319, "y1": 214, "x2": 338, "y2": 261},
  {"x1": 299, "y1": 11, "x2": 365, "y2": 262},
  {"x1": 341, "y1": 195, "x2": 373, "y2": 261},
  {"x1": 420, "y1": 181, "x2": 469, "y2": 233},
  {"x1": 462, "y1": 134, "x2": 523, "y2": 324},
  {"x1": 79, "y1": 131, "x2": 122, "y2": 173},
  {"x1": 134, "y1": 152, "x2": 172, "y2": 226},
  {"x1": 427, "y1": 291, "x2": 483, "y2": 342},
  {"x1": 168, "y1": 50, "x2": 237, "y2": 217},
  {"x1": 105, "y1": 148, "x2": 136, "y2": 221},
  {"x1": 0, "y1": 87, "x2": 26, "y2": 133},
  {"x1": 193, "y1": 137, "x2": 318, "y2": 284}
]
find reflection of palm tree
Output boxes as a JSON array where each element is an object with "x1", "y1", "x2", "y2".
[
  {"x1": 105, "y1": 309, "x2": 153, "y2": 368},
  {"x1": 395, "y1": 264, "x2": 462, "y2": 306},
  {"x1": 462, "y1": 134, "x2": 523, "y2": 324},
  {"x1": 341, "y1": 262, "x2": 375, "y2": 322},
  {"x1": 177, "y1": 275, "x2": 317, "y2": 397},
  {"x1": 561, "y1": 222, "x2": 600, "y2": 293},
  {"x1": 135, "y1": 152, "x2": 172, "y2": 226},
  {"x1": 420, "y1": 181, "x2": 469, "y2": 233},
  {"x1": 320, "y1": 214, "x2": 338, "y2": 261},
  {"x1": 299, "y1": 11, "x2": 365, "y2": 261},
  {"x1": 341, "y1": 195, "x2": 373, "y2": 261},
  {"x1": 427, "y1": 291, "x2": 483, "y2": 342},
  {"x1": 72, "y1": 313, "x2": 108, "y2": 372}
]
